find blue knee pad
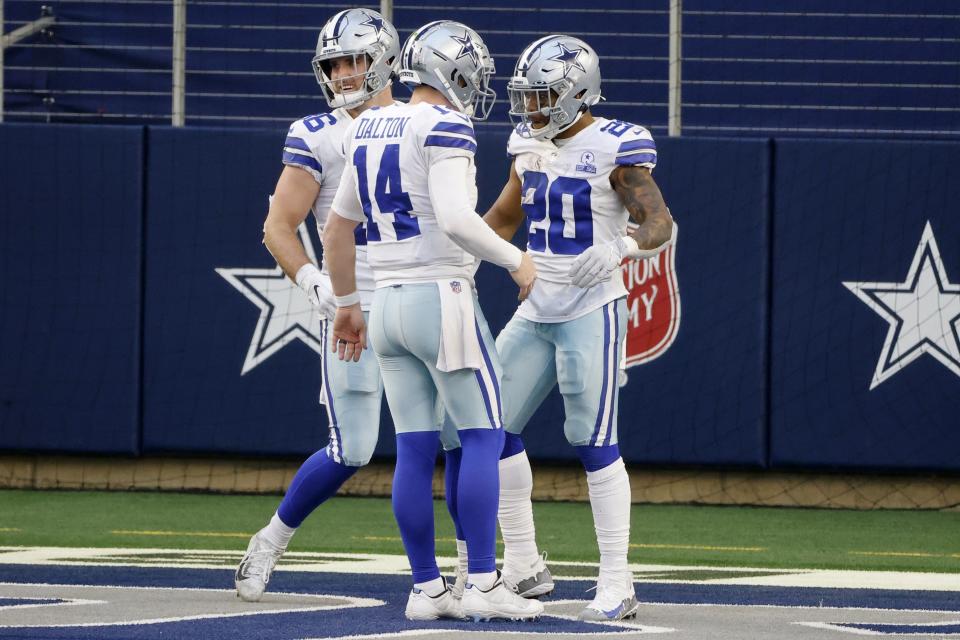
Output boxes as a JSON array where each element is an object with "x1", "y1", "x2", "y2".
[
  {"x1": 500, "y1": 432, "x2": 525, "y2": 460},
  {"x1": 575, "y1": 444, "x2": 621, "y2": 472}
]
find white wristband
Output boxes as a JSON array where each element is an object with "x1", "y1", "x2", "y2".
[
  {"x1": 335, "y1": 291, "x2": 361, "y2": 307},
  {"x1": 621, "y1": 221, "x2": 677, "y2": 260}
]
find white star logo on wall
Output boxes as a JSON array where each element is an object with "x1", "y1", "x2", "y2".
[
  {"x1": 216, "y1": 224, "x2": 322, "y2": 375},
  {"x1": 843, "y1": 221, "x2": 960, "y2": 390}
]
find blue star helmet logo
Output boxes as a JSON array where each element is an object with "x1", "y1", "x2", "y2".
[
  {"x1": 360, "y1": 12, "x2": 384, "y2": 37},
  {"x1": 549, "y1": 41, "x2": 586, "y2": 77},
  {"x1": 452, "y1": 31, "x2": 479, "y2": 67}
]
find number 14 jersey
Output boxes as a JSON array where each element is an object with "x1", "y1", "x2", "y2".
[
  {"x1": 334, "y1": 102, "x2": 480, "y2": 287},
  {"x1": 508, "y1": 117, "x2": 658, "y2": 323}
]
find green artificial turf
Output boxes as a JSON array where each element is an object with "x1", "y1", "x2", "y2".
[{"x1": 0, "y1": 490, "x2": 957, "y2": 573}]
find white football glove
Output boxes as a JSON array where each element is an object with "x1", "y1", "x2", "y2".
[
  {"x1": 568, "y1": 236, "x2": 628, "y2": 289},
  {"x1": 295, "y1": 263, "x2": 336, "y2": 320}
]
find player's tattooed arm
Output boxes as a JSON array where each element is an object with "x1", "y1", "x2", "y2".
[
  {"x1": 483, "y1": 160, "x2": 527, "y2": 243},
  {"x1": 610, "y1": 165, "x2": 674, "y2": 250}
]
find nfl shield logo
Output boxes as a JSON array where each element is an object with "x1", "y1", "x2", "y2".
[
  {"x1": 449, "y1": 280, "x2": 462, "y2": 294},
  {"x1": 620, "y1": 242, "x2": 681, "y2": 370}
]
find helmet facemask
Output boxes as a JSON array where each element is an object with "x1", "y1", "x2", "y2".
[
  {"x1": 508, "y1": 78, "x2": 584, "y2": 140},
  {"x1": 435, "y1": 57, "x2": 497, "y2": 121},
  {"x1": 312, "y1": 50, "x2": 389, "y2": 109}
]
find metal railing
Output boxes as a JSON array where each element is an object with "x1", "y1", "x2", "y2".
[{"x1": 2, "y1": 0, "x2": 958, "y2": 137}]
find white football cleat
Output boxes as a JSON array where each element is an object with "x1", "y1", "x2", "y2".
[
  {"x1": 578, "y1": 576, "x2": 639, "y2": 622},
  {"x1": 450, "y1": 566, "x2": 468, "y2": 600},
  {"x1": 461, "y1": 573, "x2": 544, "y2": 621},
  {"x1": 503, "y1": 551, "x2": 555, "y2": 598},
  {"x1": 405, "y1": 584, "x2": 465, "y2": 621},
  {"x1": 234, "y1": 530, "x2": 285, "y2": 602}
]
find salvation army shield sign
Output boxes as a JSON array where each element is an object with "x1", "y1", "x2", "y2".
[{"x1": 620, "y1": 241, "x2": 681, "y2": 369}]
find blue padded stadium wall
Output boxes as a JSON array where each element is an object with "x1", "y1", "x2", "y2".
[
  {"x1": 0, "y1": 123, "x2": 143, "y2": 454},
  {"x1": 141, "y1": 126, "x2": 330, "y2": 456},
  {"x1": 4, "y1": 123, "x2": 959, "y2": 471},
  {"x1": 770, "y1": 139, "x2": 960, "y2": 472},
  {"x1": 2, "y1": 0, "x2": 960, "y2": 470}
]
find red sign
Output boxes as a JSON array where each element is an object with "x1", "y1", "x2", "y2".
[{"x1": 620, "y1": 243, "x2": 681, "y2": 369}]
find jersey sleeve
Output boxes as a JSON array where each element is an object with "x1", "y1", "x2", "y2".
[
  {"x1": 331, "y1": 161, "x2": 366, "y2": 224},
  {"x1": 420, "y1": 107, "x2": 477, "y2": 164},
  {"x1": 281, "y1": 118, "x2": 325, "y2": 183},
  {"x1": 613, "y1": 125, "x2": 657, "y2": 171},
  {"x1": 506, "y1": 125, "x2": 536, "y2": 157}
]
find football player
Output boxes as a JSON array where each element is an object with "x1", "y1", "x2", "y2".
[
  {"x1": 456, "y1": 34, "x2": 676, "y2": 621},
  {"x1": 323, "y1": 21, "x2": 543, "y2": 622},
  {"x1": 234, "y1": 8, "x2": 402, "y2": 602}
]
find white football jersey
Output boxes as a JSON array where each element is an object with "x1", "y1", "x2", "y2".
[
  {"x1": 282, "y1": 108, "x2": 375, "y2": 309},
  {"x1": 508, "y1": 117, "x2": 658, "y2": 322},
  {"x1": 333, "y1": 102, "x2": 480, "y2": 287}
]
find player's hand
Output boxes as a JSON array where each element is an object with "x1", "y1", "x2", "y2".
[
  {"x1": 568, "y1": 237, "x2": 626, "y2": 288},
  {"x1": 297, "y1": 264, "x2": 336, "y2": 319},
  {"x1": 331, "y1": 303, "x2": 366, "y2": 362},
  {"x1": 510, "y1": 252, "x2": 537, "y2": 301}
]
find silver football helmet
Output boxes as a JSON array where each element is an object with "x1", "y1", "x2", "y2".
[
  {"x1": 398, "y1": 21, "x2": 497, "y2": 121},
  {"x1": 312, "y1": 9, "x2": 400, "y2": 109},
  {"x1": 508, "y1": 35, "x2": 602, "y2": 140}
]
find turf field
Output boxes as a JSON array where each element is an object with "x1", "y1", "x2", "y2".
[
  {"x1": 1, "y1": 489, "x2": 957, "y2": 574},
  {"x1": 3, "y1": 489, "x2": 959, "y2": 639}
]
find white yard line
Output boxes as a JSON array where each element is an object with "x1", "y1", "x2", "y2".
[{"x1": 0, "y1": 547, "x2": 957, "y2": 592}]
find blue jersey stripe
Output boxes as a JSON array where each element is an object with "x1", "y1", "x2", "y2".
[
  {"x1": 283, "y1": 150, "x2": 322, "y2": 174},
  {"x1": 431, "y1": 122, "x2": 476, "y2": 138},
  {"x1": 615, "y1": 151, "x2": 657, "y2": 166},
  {"x1": 424, "y1": 135, "x2": 477, "y2": 153},
  {"x1": 618, "y1": 138, "x2": 656, "y2": 153},
  {"x1": 284, "y1": 136, "x2": 312, "y2": 153}
]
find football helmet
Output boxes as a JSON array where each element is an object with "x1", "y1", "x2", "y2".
[
  {"x1": 312, "y1": 9, "x2": 400, "y2": 109},
  {"x1": 398, "y1": 21, "x2": 497, "y2": 120},
  {"x1": 508, "y1": 35, "x2": 602, "y2": 140}
]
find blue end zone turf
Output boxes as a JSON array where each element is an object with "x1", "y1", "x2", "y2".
[
  {"x1": 0, "y1": 564, "x2": 956, "y2": 639},
  {"x1": 0, "y1": 598, "x2": 67, "y2": 607},
  {"x1": 838, "y1": 622, "x2": 960, "y2": 635}
]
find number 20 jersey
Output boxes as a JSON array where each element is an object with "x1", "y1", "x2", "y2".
[{"x1": 508, "y1": 117, "x2": 658, "y2": 323}]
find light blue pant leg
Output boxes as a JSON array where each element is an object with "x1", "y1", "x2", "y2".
[
  {"x1": 369, "y1": 284, "x2": 503, "y2": 434},
  {"x1": 369, "y1": 289, "x2": 441, "y2": 434},
  {"x1": 552, "y1": 299, "x2": 628, "y2": 447},
  {"x1": 319, "y1": 314, "x2": 383, "y2": 466},
  {"x1": 496, "y1": 314, "x2": 559, "y2": 436}
]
